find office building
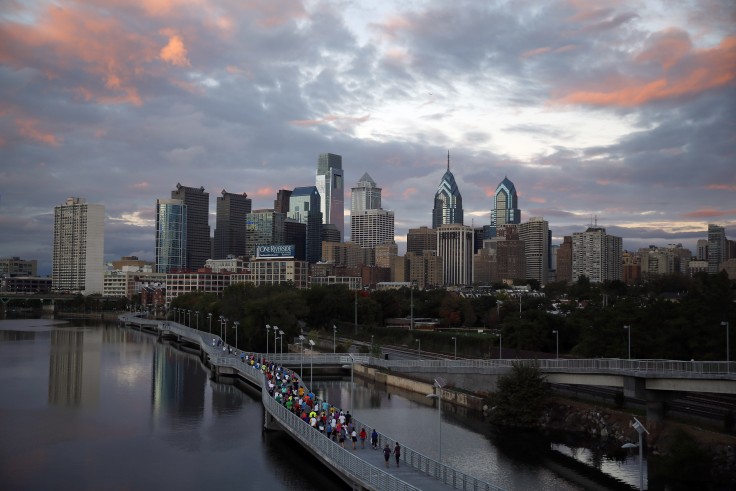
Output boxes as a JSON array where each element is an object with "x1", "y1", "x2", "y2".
[
  {"x1": 432, "y1": 152, "x2": 463, "y2": 228},
  {"x1": 407, "y1": 226, "x2": 437, "y2": 255},
  {"x1": 519, "y1": 217, "x2": 549, "y2": 285},
  {"x1": 491, "y1": 177, "x2": 521, "y2": 227},
  {"x1": 214, "y1": 190, "x2": 251, "y2": 259},
  {"x1": 437, "y1": 224, "x2": 473, "y2": 286},
  {"x1": 556, "y1": 236, "x2": 573, "y2": 284},
  {"x1": 245, "y1": 209, "x2": 285, "y2": 258},
  {"x1": 274, "y1": 189, "x2": 292, "y2": 214},
  {"x1": 52, "y1": 197, "x2": 105, "y2": 294},
  {"x1": 316, "y1": 153, "x2": 344, "y2": 240},
  {"x1": 171, "y1": 183, "x2": 210, "y2": 269},
  {"x1": 0, "y1": 257, "x2": 37, "y2": 277},
  {"x1": 288, "y1": 186, "x2": 322, "y2": 263},
  {"x1": 155, "y1": 198, "x2": 187, "y2": 274}
]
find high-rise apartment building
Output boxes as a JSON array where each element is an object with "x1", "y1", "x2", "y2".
[
  {"x1": 245, "y1": 209, "x2": 286, "y2": 258},
  {"x1": 52, "y1": 197, "x2": 105, "y2": 294},
  {"x1": 696, "y1": 239, "x2": 708, "y2": 261},
  {"x1": 288, "y1": 186, "x2": 322, "y2": 263},
  {"x1": 316, "y1": 153, "x2": 344, "y2": 240},
  {"x1": 214, "y1": 190, "x2": 251, "y2": 259},
  {"x1": 707, "y1": 224, "x2": 727, "y2": 273},
  {"x1": 556, "y1": 236, "x2": 573, "y2": 284},
  {"x1": 155, "y1": 198, "x2": 187, "y2": 273},
  {"x1": 437, "y1": 224, "x2": 474, "y2": 286},
  {"x1": 519, "y1": 217, "x2": 549, "y2": 285},
  {"x1": 572, "y1": 227, "x2": 622, "y2": 283},
  {"x1": 432, "y1": 152, "x2": 463, "y2": 228},
  {"x1": 274, "y1": 189, "x2": 292, "y2": 214},
  {"x1": 171, "y1": 183, "x2": 210, "y2": 270},
  {"x1": 491, "y1": 177, "x2": 521, "y2": 227},
  {"x1": 350, "y1": 173, "x2": 394, "y2": 252}
]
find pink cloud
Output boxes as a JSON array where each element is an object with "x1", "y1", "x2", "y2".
[
  {"x1": 681, "y1": 208, "x2": 736, "y2": 219},
  {"x1": 521, "y1": 47, "x2": 552, "y2": 58},
  {"x1": 132, "y1": 181, "x2": 150, "y2": 190},
  {"x1": 159, "y1": 30, "x2": 191, "y2": 67},
  {"x1": 704, "y1": 184, "x2": 736, "y2": 191},
  {"x1": 253, "y1": 187, "x2": 275, "y2": 197},
  {"x1": 529, "y1": 197, "x2": 546, "y2": 204},
  {"x1": 16, "y1": 118, "x2": 60, "y2": 146},
  {"x1": 554, "y1": 33, "x2": 736, "y2": 107}
]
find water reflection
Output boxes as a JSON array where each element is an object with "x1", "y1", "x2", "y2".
[{"x1": 49, "y1": 329, "x2": 101, "y2": 407}]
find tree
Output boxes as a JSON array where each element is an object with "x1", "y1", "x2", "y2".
[{"x1": 488, "y1": 361, "x2": 548, "y2": 428}]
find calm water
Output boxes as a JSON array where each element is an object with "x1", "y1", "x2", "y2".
[{"x1": 0, "y1": 318, "x2": 643, "y2": 490}]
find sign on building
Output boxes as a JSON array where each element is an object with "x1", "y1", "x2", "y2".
[{"x1": 256, "y1": 245, "x2": 295, "y2": 259}]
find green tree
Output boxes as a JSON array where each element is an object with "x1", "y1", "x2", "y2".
[{"x1": 488, "y1": 362, "x2": 548, "y2": 428}]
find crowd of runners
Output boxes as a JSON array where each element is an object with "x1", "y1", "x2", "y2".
[{"x1": 242, "y1": 353, "x2": 402, "y2": 467}]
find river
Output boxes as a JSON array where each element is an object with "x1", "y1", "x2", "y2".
[{"x1": 0, "y1": 318, "x2": 645, "y2": 490}]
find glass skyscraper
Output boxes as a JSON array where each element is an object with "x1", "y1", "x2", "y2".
[
  {"x1": 432, "y1": 152, "x2": 463, "y2": 229},
  {"x1": 491, "y1": 177, "x2": 521, "y2": 227},
  {"x1": 214, "y1": 190, "x2": 251, "y2": 259},
  {"x1": 171, "y1": 183, "x2": 210, "y2": 270},
  {"x1": 316, "y1": 153, "x2": 344, "y2": 240},
  {"x1": 288, "y1": 186, "x2": 322, "y2": 263},
  {"x1": 155, "y1": 198, "x2": 187, "y2": 273}
]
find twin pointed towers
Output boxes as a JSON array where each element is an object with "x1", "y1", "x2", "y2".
[{"x1": 431, "y1": 151, "x2": 520, "y2": 228}]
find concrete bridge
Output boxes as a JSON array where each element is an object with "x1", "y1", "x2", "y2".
[{"x1": 119, "y1": 314, "x2": 507, "y2": 491}]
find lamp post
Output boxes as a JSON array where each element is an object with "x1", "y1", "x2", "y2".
[
  {"x1": 187, "y1": 309, "x2": 191, "y2": 327},
  {"x1": 622, "y1": 417, "x2": 649, "y2": 491},
  {"x1": 451, "y1": 336, "x2": 457, "y2": 360},
  {"x1": 410, "y1": 281, "x2": 414, "y2": 331},
  {"x1": 496, "y1": 333, "x2": 502, "y2": 360},
  {"x1": 233, "y1": 321, "x2": 239, "y2": 350},
  {"x1": 299, "y1": 335, "x2": 305, "y2": 376},
  {"x1": 552, "y1": 330, "x2": 559, "y2": 359},
  {"x1": 223, "y1": 318, "x2": 228, "y2": 346},
  {"x1": 333, "y1": 325, "x2": 337, "y2": 353},
  {"x1": 415, "y1": 338, "x2": 421, "y2": 360},
  {"x1": 195, "y1": 311, "x2": 199, "y2": 330},
  {"x1": 624, "y1": 325, "x2": 631, "y2": 360},
  {"x1": 371, "y1": 335, "x2": 374, "y2": 355},
  {"x1": 308, "y1": 339, "x2": 315, "y2": 388},
  {"x1": 722, "y1": 321, "x2": 730, "y2": 373},
  {"x1": 279, "y1": 330, "x2": 284, "y2": 355},
  {"x1": 273, "y1": 325, "x2": 278, "y2": 357},
  {"x1": 425, "y1": 377, "x2": 446, "y2": 463},
  {"x1": 207, "y1": 313, "x2": 212, "y2": 333},
  {"x1": 354, "y1": 288, "x2": 358, "y2": 335},
  {"x1": 265, "y1": 324, "x2": 271, "y2": 358},
  {"x1": 341, "y1": 354, "x2": 355, "y2": 413}
]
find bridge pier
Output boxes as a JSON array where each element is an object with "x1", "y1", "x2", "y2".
[{"x1": 264, "y1": 410, "x2": 282, "y2": 431}]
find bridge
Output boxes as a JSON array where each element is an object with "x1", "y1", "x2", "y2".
[{"x1": 119, "y1": 314, "x2": 507, "y2": 491}]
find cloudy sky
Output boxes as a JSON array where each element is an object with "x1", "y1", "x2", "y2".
[{"x1": 1, "y1": 0, "x2": 734, "y2": 275}]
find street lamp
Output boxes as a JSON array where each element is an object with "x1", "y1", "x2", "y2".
[
  {"x1": 207, "y1": 313, "x2": 212, "y2": 333},
  {"x1": 722, "y1": 321, "x2": 730, "y2": 372},
  {"x1": 451, "y1": 336, "x2": 457, "y2": 360},
  {"x1": 299, "y1": 335, "x2": 305, "y2": 376},
  {"x1": 496, "y1": 333, "x2": 502, "y2": 360},
  {"x1": 425, "y1": 377, "x2": 446, "y2": 463},
  {"x1": 333, "y1": 324, "x2": 337, "y2": 353},
  {"x1": 223, "y1": 318, "x2": 228, "y2": 346},
  {"x1": 233, "y1": 321, "x2": 239, "y2": 350},
  {"x1": 279, "y1": 330, "x2": 284, "y2": 355},
  {"x1": 195, "y1": 310, "x2": 199, "y2": 330},
  {"x1": 624, "y1": 325, "x2": 631, "y2": 360},
  {"x1": 187, "y1": 309, "x2": 191, "y2": 327},
  {"x1": 309, "y1": 339, "x2": 316, "y2": 388},
  {"x1": 341, "y1": 354, "x2": 355, "y2": 413},
  {"x1": 266, "y1": 324, "x2": 271, "y2": 357},
  {"x1": 273, "y1": 325, "x2": 278, "y2": 357},
  {"x1": 371, "y1": 335, "x2": 374, "y2": 355},
  {"x1": 552, "y1": 330, "x2": 559, "y2": 359},
  {"x1": 415, "y1": 339, "x2": 421, "y2": 360},
  {"x1": 622, "y1": 417, "x2": 649, "y2": 491}
]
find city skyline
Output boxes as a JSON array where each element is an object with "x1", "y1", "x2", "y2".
[{"x1": 1, "y1": 1, "x2": 734, "y2": 275}]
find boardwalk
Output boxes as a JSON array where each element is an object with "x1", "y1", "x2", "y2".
[{"x1": 120, "y1": 315, "x2": 506, "y2": 491}]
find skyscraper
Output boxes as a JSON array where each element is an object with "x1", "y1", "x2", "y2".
[
  {"x1": 432, "y1": 152, "x2": 463, "y2": 228},
  {"x1": 316, "y1": 153, "x2": 344, "y2": 240},
  {"x1": 155, "y1": 198, "x2": 187, "y2": 273},
  {"x1": 171, "y1": 183, "x2": 210, "y2": 270},
  {"x1": 519, "y1": 217, "x2": 549, "y2": 285},
  {"x1": 52, "y1": 197, "x2": 105, "y2": 294},
  {"x1": 245, "y1": 209, "x2": 285, "y2": 258},
  {"x1": 437, "y1": 224, "x2": 474, "y2": 286},
  {"x1": 491, "y1": 177, "x2": 521, "y2": 227},
  {"x1": 214, "y1": 190, "x2": 251, "y2": 259},
  {"x1": 350, "y1": 173, "x2": 395, "y2": 251},
  {"x1": 407, "y1": 226, "x2": 437, "y2": 254},
  {"x1": 572, "y1": 227, "x2": 622, "y2": 283},
  {"x1": 707, "y1": 224, "x2": 726, "y2": 273},
  {"x1": 288, "y1": 186, "x2": 322, "y2": 263}
]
